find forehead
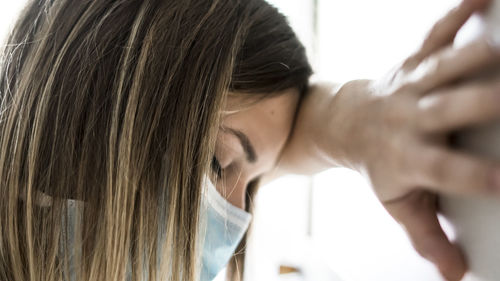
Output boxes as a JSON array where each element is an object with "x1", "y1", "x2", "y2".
[{"x1": 221, "y1": 89, "x2": 300, "y2": 166}]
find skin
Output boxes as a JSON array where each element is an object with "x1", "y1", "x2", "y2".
[
  {"x1": 280, "y1": 1, "x2": 500, "y2": 280},
  {"x1": 213, "y1": 90, "x2": 300, "y2": 209},
  {"x1": 216, "y1": 0, "x2": 500, "y2": 280}
]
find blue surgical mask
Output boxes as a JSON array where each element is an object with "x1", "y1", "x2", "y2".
[
  {"x1": 60, "y1": 176, "x2": 251, "y2": 281},
  {"x1": 198, "y1": 176, "x2": 252, "y2": 281}
]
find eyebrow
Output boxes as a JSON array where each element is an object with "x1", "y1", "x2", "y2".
[{"x1": 226, "y1": 128, "x2": 257, "y2": 163}]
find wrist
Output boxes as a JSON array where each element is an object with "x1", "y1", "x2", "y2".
[
  {"x1": 317, "y1": 79, "x2": 377, "y2": 173},
  {"x1": 274, "y1": 79, "x2": 376, "y2": 176}
]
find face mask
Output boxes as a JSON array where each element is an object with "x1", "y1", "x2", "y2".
[
  {"x1": 60, "y1": 176, "x2": 251, "y2": 281},
  {"x1": 199, "y1": 176, "x2": 252, "y2": 281}
]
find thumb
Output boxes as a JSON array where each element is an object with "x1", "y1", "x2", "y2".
[{"x1": 384, "y1": 191, "x2": 467, "y2": 281}]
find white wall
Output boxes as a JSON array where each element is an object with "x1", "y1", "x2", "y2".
[{"x1": 315, "y1": 0, "x2": 460, "y2": 82}]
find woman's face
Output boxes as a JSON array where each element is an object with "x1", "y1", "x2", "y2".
[{"x1": 212, "y1": 89, "x2": 300, "y2": 209}]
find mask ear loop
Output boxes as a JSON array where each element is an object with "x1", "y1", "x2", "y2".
[
  {"x1": 203, "y1": 175, "x2": 252, "y2": 231},
  {"x1": 199, "y1": 174, "x2": 253, "y2": 280}
]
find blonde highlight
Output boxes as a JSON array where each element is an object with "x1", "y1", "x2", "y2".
[{"x1": 0, "y1": 0, "x2": 311, "y2": 280}]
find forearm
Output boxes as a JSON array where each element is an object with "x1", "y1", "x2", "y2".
[{"x1": 268, "y1": 80, "x2": 374, "y2": 179}]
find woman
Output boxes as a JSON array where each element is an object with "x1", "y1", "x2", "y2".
[{"x1": 0, "y1": 0, "x2": 499, "y2": 280}]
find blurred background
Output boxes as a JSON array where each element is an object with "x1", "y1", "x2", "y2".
[{"x1": 0, "y1": 1, "x2": 462, "y2": 280}]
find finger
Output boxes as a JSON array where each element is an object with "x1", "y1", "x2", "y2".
[
  {"x1": 415, "y1": 145, "x2": 500, "y2": 196},
  {"x1": 411, "y1": 36, "x2": 500, "y2": 95},
  {"x1": 405, "y1": 0, "x2": 491, "y2": 68},
  {"x1": 416, "y1": 78, "x2": 500, "y2": 132},
  {"x1": 385, "y1": 192, "x2": 467, "y2": 281}
]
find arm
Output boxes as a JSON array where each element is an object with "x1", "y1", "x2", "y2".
[
  {"x1": 260, "y1": 80, "x2": 367, "y2": 185},
  {"x1": 261, "y1": 1, "x2": 500, "y2": 280},
  {"x1": 261, "y1": 82, "x2": 343, "y2": 183}
]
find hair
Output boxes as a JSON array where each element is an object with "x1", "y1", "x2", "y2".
[{"x1": 0, "y1": 0, "x2": 312, "y2": 281}]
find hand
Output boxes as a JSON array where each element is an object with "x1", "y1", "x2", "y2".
[{"x1": 330, "y1": 0, "x2": 500, "y2": 279}]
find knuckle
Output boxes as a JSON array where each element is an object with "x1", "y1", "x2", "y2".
[
  {"x1": 416, "y1": 94, "x2": 447, "y2": 131},
  {"x1": 429, "y1": 55, "x2": 446, "y2": 77},
  {"x1": 427, "y1": 154, "x2": 449, "y2": 185},
  {"x1": 414, "y1": 55, "x2": 444, "y2": 85}
]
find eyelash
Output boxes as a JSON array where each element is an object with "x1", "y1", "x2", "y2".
[
  {"x1": 211, "y1": 157, "x2": 262, "y2": 190},
  {"x1": 211, "y1": 156, "x2": 223, "y2": 178}
]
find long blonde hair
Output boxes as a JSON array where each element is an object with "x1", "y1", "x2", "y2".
[{"x1": 0, "y1": 0, "x2": 312, "y2": 280}]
